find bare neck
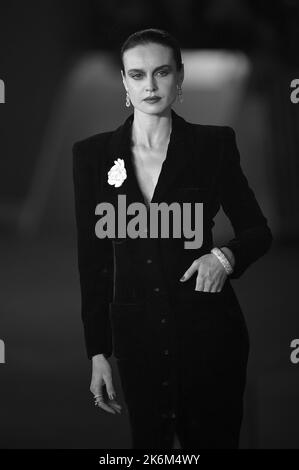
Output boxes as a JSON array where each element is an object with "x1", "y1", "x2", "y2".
[{"x1": 131, "y1": 110, "x2": 172, "y2": 150}]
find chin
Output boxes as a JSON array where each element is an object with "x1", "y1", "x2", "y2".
[{"x1": 141, "y1": 102, "x2": 171, "y2": 115}]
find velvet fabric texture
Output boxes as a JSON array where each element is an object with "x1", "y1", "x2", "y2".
[{"x1": 72, "y1": 109, "x2": 273, "y2": 448}]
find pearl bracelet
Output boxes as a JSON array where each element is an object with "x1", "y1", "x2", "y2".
[{"x1": 210, "y1": 247, "x2": 234, "y2": 275}]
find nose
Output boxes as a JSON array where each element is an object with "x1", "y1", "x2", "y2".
[{"x1": 145, "y1": 75, "x2": 157, "y2": 92}]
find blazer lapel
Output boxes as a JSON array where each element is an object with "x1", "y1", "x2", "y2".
[
  {"x1": 100, "y1": 108, "x2": 208, "y2": 208},
  {"x1": 152, "y1": 109, "x2": 193, "y2": 205},
  {"x1": 100, "y1": 112, "x2": 144, "y2": 207}
]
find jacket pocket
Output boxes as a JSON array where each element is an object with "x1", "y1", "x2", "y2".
[
  {"x1": 184, "y1": 288, "x2": 226, "y2": 307},
  {"x1": 194, "y1": 289, "x2": 249, "y2": 344}
]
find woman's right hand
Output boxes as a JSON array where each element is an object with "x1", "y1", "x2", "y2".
[{"x1": 90, "y1": 354, "x2": 122, "y2": 414}]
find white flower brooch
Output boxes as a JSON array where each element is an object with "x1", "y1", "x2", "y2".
[{"x1": 107, "y1": 158, "x2": 127, "y2": 188}]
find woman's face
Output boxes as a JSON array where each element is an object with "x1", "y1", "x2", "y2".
[{"x1": 121, "y1": 42, "x2": 184, "y2": 115}]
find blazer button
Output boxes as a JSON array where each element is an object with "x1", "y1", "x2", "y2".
[
  {"x1": 154, "y1": 287, "x2": 160, "y2": 292},
  {"x1": 146, "y1": 258, "x2": 152, "y2": 264}
]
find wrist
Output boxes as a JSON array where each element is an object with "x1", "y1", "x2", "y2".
[
  {"x1": 220, "y1": 246, "x2": 235, "y2": 269},
  {"x1": 210, "y1": 247, "x2": 234, "y2": 275},
  {"x1": 92, "y1": 353, "x2": 107, "y2": 362}
]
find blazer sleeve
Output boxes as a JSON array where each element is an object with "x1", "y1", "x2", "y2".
[
  {"x1": 72, "y1": 140, "x2": 114, "y2": 360},
  {"x1": 218, "y1": 126, "x2": 273, "y2": 279}
]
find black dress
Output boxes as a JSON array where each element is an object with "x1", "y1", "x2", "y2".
[{"x1": 72, "y1": 109, "x2": 273, "y2": 449}]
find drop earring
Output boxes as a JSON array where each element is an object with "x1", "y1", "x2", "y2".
[
  {"x1": 125, "y1": 92, "x2": 131, "y2": 107},
  {"x1": 177, "y1": 85, "x2": 183, "y2": 104}
]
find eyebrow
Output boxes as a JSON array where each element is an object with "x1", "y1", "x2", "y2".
[{"x1": 127, "y1": 64, "x2": 172, "y2": 73}]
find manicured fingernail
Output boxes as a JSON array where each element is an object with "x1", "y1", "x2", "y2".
[{"x1": 180, "y1": 276, "x2": 185, "y2": 282}]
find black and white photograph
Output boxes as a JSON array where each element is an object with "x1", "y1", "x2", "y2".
[{"x1": 0, "y1": 0, "x2": 299, "y2": 453}]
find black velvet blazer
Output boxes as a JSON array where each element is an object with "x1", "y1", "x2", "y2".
[{"x1": 72, "y1": 109, "x2": 273, "y2": 360}]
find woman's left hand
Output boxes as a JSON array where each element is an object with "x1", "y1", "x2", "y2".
[{"x1": 179, "y1": 253, "x2": 228, "y2": 292}]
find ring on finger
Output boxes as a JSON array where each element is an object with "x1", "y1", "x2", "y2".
[{"x1": 95, "y1": 400, "x2": 104, "y2": 406}]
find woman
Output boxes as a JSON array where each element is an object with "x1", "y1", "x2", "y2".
[{"x1": 72, "y1": 28, "x2": 273, "y2": 449}]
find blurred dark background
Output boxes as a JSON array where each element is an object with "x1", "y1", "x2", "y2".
[{"x1": 0, "y1": 0, "x2": 299, "y2": 449}]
